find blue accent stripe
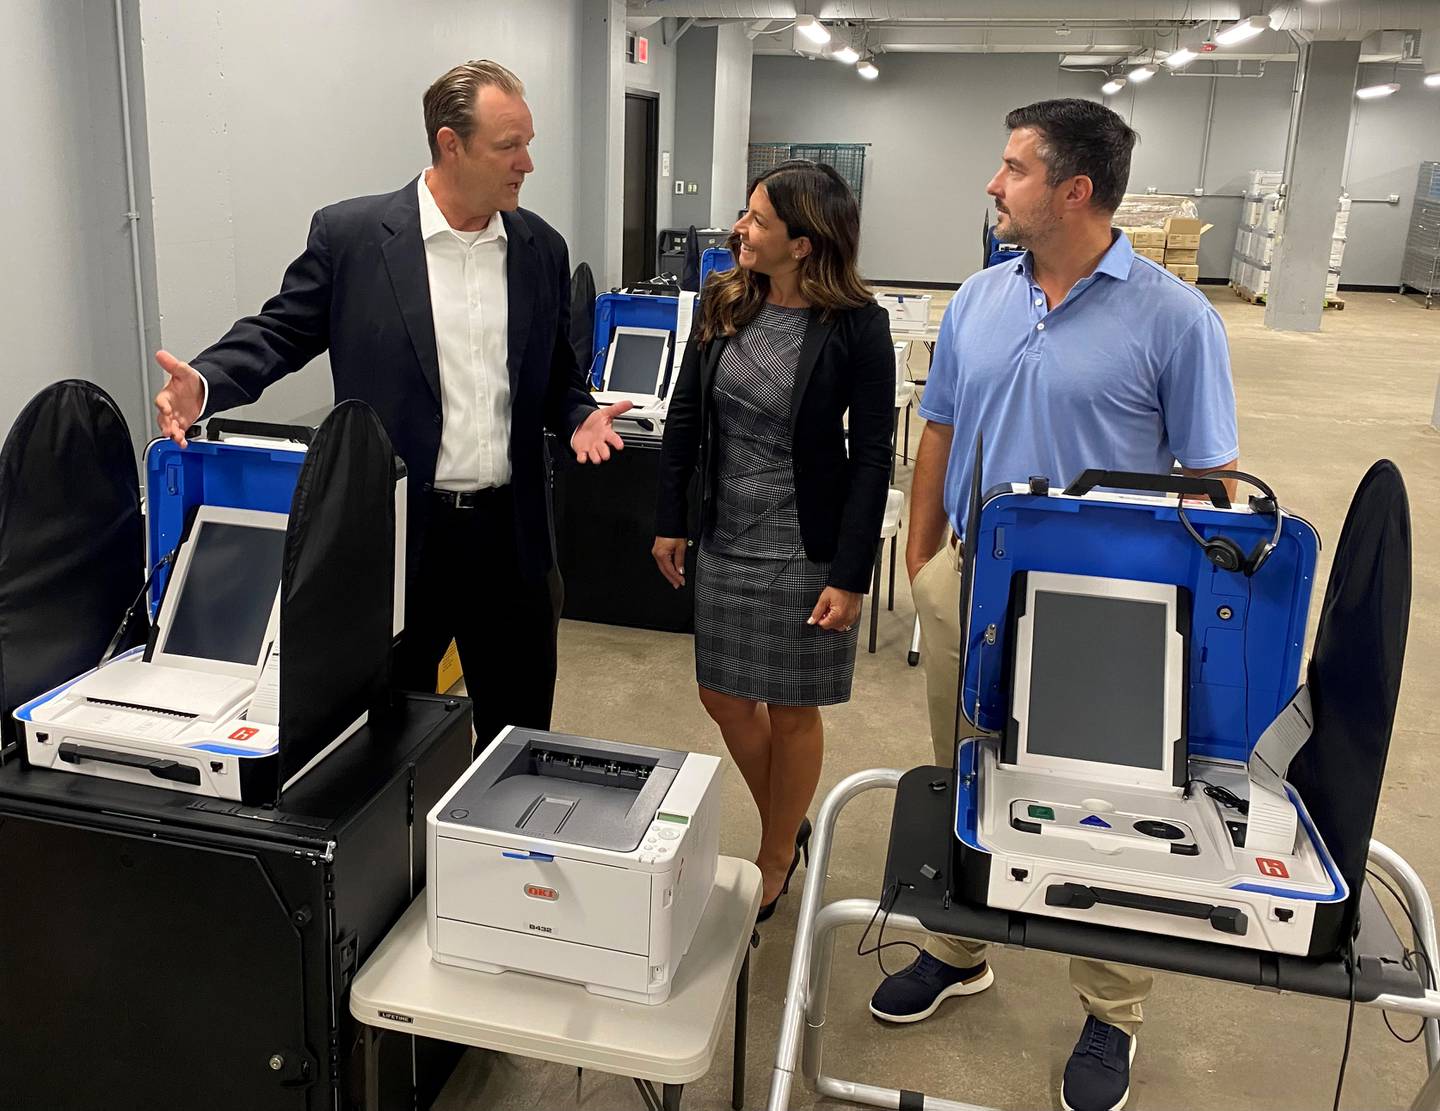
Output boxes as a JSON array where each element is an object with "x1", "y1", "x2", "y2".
[
  {"x1": 189, "y1": 742, "x2": 279, "y2": 758},
  {"x1": 502, "y1": 851, "x2": 554, "y2": 862}
]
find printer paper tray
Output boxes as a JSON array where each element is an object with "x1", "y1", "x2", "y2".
[
  {"x1": 432, "y1": 916, "x2": 654, "y2": 999},
  {"x1": 433, "y1": 835, "x2": 653, "y2": 956}
]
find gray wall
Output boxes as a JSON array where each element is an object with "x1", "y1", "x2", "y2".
[
  {"x1": 1344, "y1": 62, "x2": 1440, "y2": 282},
  {"x1": 752, "y1": 52, "x2": 1440, "y2": 286},
  {"x1": 2, "y1": 0, "x2": 150, "y2": 448},
  {"x1": 137, "y1": 0, "x2": 586, "y2": 424},
  {"x1": 626, "y1": 30, "x2": 676, "y2": 235},
  {"x1": 751, "y1": 53, "x2": 1068, "y2": 283},
  {"x1": 1067, "y1": 60, "x2": 1298, "y2": 284},
  {"x1": 674, "y1": 29, "x2": 718, "y2": 229},
  {"x1": 578, "y1": 0, "x2": 625, "y2": 287}
]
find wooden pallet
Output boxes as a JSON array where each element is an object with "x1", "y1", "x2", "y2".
[{"x1": 1230, "y1": 283, "x2": 1345, "y2": 310}]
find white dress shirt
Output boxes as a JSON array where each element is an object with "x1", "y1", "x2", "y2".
[{"x1": 418, "y1": 171, "x2": 512, "y2": 491}]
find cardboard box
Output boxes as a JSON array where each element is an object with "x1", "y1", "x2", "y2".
[
  {"x1": 1124, "y1": 226, "x2": 1167, "y2": 249},
  {"x1": 437, "y1": 638, "x2": 463, "y2": 693},
  {"x1": 1137, "y1": 247, "x2": 1166, "y2": 262},
  {"x1": 1166, "y1": 263, "x2": 1200, "y2": 283},
  {"x1": 1164, "y1": 248, "x2": 1199, "y2": 266},
  {"x1": 1166, "y1": 233, "x2": 1202, "y2": 250},
  {"x1": 1164, "y1": 216, "x2": 1204, "y2": 238}
]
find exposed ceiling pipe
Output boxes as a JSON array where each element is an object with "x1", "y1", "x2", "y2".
[
  {"x1": 817, "y1": 0, "x2": 1240, "y2": 16},
  {"x1": 632, "y1": 0, "x2": 1438, "y2": 29},
  {"x1": 1268, "y1": 1, "x2": 1440, "y2": 41},
  {"x1": 631, "y1": 1, "x2": 1243, "y2": 18},
  {"x1": 630, "y1": 0, "x2": 796, "y2": 16},
  {"x1": 1170, "y1": 61, "x2": 1269, "y2": 78}
]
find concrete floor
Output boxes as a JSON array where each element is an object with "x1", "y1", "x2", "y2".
[{"x1": 435, "y1": 287, "x2": 1440, "y2": 1111}]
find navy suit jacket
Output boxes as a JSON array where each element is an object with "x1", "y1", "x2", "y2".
[{"x1": 193, "y1": 178, "x2": 595, "y2": 581}]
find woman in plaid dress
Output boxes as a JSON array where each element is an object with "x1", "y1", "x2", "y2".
[{"x1": 654, "y1": 161, "x2": 893, "y2": 919}]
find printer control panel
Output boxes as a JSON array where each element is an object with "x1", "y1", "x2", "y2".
[{"x1": 639, "y1": 814, "x2": 688, "y2": 864}]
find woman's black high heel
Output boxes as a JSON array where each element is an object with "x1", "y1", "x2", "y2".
[{"x1": 756, "y1": 817, "x2": 814, "y2": 924}]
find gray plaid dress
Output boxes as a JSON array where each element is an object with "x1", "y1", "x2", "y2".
[{"x1": 694, "y1": 303, "x2": 860, "y2": 706}]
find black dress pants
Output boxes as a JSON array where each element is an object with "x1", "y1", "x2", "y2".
[{"x1": 393, "y1": 486, "x2": 562, "y2": 755}]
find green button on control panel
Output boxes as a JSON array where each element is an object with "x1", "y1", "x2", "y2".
[{"x1": 1027, "y1": 804, "x2": 1056, "y2": 821}]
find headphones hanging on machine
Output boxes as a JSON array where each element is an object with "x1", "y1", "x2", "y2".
[{"x1": 1176, "y1": 469, "x2": 1283, "y2": 577}]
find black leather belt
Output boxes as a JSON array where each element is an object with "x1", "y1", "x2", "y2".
[{"x1": 429, "y1": 486, "x2": 507, "y2": 509}]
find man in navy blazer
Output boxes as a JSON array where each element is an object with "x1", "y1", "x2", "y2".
[{"x1": 152, "y1": 60, "x2": 630, "y2": 749}]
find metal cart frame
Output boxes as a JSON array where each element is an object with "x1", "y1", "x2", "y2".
[{"x1": 768, "y1": 769, "x2": 1440, "y2": 1111}]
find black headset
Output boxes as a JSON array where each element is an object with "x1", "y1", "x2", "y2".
[{"x1": 1176, "y1": 469, "x2": 1283, "y2": 577}]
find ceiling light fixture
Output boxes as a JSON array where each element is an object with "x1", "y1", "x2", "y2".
[
  {"x1": 857, "y1": 56, "x2": 879, "y2": 79},
  {"x1": 1425, "y1": 72, "x2": 1440, "y2": 88},
  {"x1": 796, "y1": 15, "x2": 830, "y2": 45},
  {"x1": 1214, "y1": 15, "x2": 1270, "y2": 46},
  {"x1": 832, "y1": 43, "x2": 860, "y2": 64},
  {"x1": 1129, "y1": 63, "x2": 1159, "y2": 82},
  {"x1": 1101, "y1": 76, "x2": 1127, "y2": 96},
  {"x1": 1163, "y1": 47, "x2": 1199, "y2": 69},
  {"x1": 1355, "y1": 82, "x2": 1400, "y2": 99}
]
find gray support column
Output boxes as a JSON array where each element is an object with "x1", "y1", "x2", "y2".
[
  {"x1": 1264, "y1": 40, "x2": 1360, "y2": 333},
  {"x1": 577, "y1": 0, "x2": 626, "y2": 288},
  {"x1": 710, "y1": 24, "x2": 754, "y2": 227}
]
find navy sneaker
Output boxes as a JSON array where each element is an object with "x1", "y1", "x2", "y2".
[
  {"x1": 1060, "y1": 1016, "x2": 1137, "y2": 1111},
  {"x1": 868, "y1": 952, "x2": 994, "y2": 1023}
]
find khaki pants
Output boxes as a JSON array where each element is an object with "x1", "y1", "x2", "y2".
[{"x1": 913, "y1": 542, "x2": 1152, "y2": 1038}]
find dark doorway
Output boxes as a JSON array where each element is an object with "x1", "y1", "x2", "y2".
[{"x1": 622, "y1": 92, "x2": 659, "y2": 287}]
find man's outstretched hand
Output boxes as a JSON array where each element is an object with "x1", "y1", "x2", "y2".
[
  {"x1": 153, "y1": 350, "x2": 204, "y2": 448},
  {"x1": 572, "y1": 400, "x2": 633, "y2": 464}
]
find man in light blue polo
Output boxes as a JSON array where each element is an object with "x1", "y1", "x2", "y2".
[{"x1": 869, "y1": 99, "x2": 1238, "y2": 1111}]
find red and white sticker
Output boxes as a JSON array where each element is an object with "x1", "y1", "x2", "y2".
[
  {"x1": 1255, "y1": 857, "x2": 1290, "y2": 879},
  {"x1": 524, "y1": 884, "x2": 558, "y2": 901},
  {"x1": 228, "y1": 727, "x2": 259, "y2": 741}
]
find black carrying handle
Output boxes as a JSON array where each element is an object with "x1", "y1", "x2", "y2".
[
  {"x1": 58, "y1": 741, "x2": 202, "y2": 785},
  {"x1": 1063, "y1": 469, "x2": 1231, "y2": 508},
  {"x1": 204, "y1": 418, "x2": 314, "y2": 446},
  {"x1": 1046, "y1": 882, "x2": 1248, "y2": 936}
]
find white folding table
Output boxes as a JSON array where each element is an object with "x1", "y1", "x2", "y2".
[{"x1": 351, "y1": 856, "x2": 761, "y2": 1111}]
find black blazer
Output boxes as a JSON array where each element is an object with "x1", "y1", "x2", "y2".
[
  {"x1": 656, "y1": 302, "x2": 894, "y2": 594},
  {"x1": 192, "y1": 178, "x2": 595, "y2": 582}
]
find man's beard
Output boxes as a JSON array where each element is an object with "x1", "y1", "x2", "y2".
[{"x1": 999, "y1": 206, "x2": 1058, "y2": 248}]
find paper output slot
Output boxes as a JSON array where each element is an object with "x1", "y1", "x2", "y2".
[{"x1": 84, "y1": 696, "x2": 196, "y2": 720}]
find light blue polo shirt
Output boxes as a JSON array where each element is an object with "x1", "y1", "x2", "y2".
[{"x1": 919, "y1": 231, "x2": 1238, "y2": 539}]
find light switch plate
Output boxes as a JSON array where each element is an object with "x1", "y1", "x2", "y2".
[
  {"x1": 686, "y1": 181, "x2": 698, "y2": 194},
  {"x1": 674, "y1": 180, "x2": 684, "y2": 195}
]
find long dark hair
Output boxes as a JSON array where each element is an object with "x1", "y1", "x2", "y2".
[{"x1": 697, "y1": 160, "x2": 872, "y2": 341}]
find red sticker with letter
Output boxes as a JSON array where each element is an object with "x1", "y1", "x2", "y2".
[
  {"x1": 1256, "y1": 857, "x2": 1289, "y2": 879},
  {"x1": 525, "y1": 884, "x2": 558, "y2": 901},
  {"x1": 228, "y1": 727, "x2": 259, "y2": 741}
]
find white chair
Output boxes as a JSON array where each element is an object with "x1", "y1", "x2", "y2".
[
  {"x1": 868, "y1": 488, "x2": 905, "y2": 654},
  {"x1": 891, "y1": 343, "x2": 919, "y2": 476}
]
